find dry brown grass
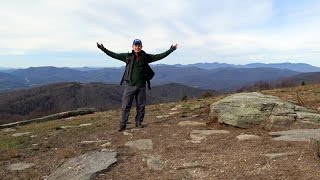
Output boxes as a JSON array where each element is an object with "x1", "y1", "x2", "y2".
[
  {"x1": 57, "y1": 147, "x2": 76, "y2": 159},
  {"x1": 1, "y1": 84, "x2": 320, "y2": 179},
  {"x1": 0, "y1": 149, "x2": 21, "y2": 161},
  {"x1": 262, "y1": 83, "x2": 320, "y2": 111}
]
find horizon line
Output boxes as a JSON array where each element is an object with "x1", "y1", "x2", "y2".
[{"x1": 1, "y1": 61, "x2": 319, "y2": 69}]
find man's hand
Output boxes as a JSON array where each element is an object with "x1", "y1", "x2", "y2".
[
  {"x1": 170, "y1": 44, "x2": 178, "y2": 50},
  {"x1": 97, "y1": 42, "x2": 104, "y2": 49}
]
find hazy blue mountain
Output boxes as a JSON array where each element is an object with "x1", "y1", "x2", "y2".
[
  {"x1": 12, "y1": 66, "x2": 87, "y2": 85},
  {"x1": 0, "y1": 68, "x2": 17, "y2": 73},
  {"x1": 84, "y1": 68, "x2": 124, "y2": 83},
  {"x1": 174, "y1": 62, "x2": 235, "y2": 69},
  {"x1": 0, "y1": 67, "x2": 12, "y2": 70},
  {"x1": 243, "y1": 63, "x2": 320, "y2": 72},
  {"x1": 2, "y1": 66, "x2": 301, "y2": 92},
  {"x1": 3, "y1": 62, "x2": 320, "y2": 73},
  {"x1": 174, "y1": 62, "x2": 320, "y2": 72},
  {"x1": 0, "y1": 72, "x2": 27, "y2": 90},
  {"x1": 68, "y1": 67, "x2": 106, "y2": 71},
  {"x1": 152, "y1": 66, "x2": 299, "y2": 91}
]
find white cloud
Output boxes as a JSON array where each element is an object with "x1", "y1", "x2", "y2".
[{"x1": 1, "y1": 0, "x2": 320, "y2": 67}]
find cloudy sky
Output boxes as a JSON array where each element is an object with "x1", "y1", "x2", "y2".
[{"x1": 1, "y1": 0, "x2": 320, "y2": 68}]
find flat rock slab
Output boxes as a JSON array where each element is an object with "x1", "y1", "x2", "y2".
[
  {"x1": 2, "y1": 128, "x2": 16, "y2": 132},
  {"x1": 190, "y1": 130, "x2": 230, "y2": 143},
  {"x1": 169, "y1": 112, "x2": 180, "y2": 115},
  {"x1": 58, "y1": 123, "x2": 92, "y2": 129},
  {"x1": 7, "y1": 163, "x2": 35, "y2": 171},
  {"x1": 12, "y1": 132, "x2": 30, "y2": 137},
  {"x1": 270, "y1": 129, "x2": 320, "y2": 141},
  {"x1": 59, "y1": 125, "x2": 79, "y2": 129},
  {"x1": 174, "y1": 162, "x2": 207, "y2": 170},
  {"x1": 178, "y1": 121, "x2": 206, "y2": 126},
  {"x1": 264, "y1": 152, "x2": 296, "y2": 160},
  {"x1": 156, "y1": 115, "x2": 170, "y2": 119},
  {"x1": 123, "y1": 132, "x2": 133, "y2": 136},
  {"x1": 79, "y1": 123, "x2": 92, "y2": 127},
  {"x1": 47, "y1": 151, "x2": 117, "y2": 180},
  {"x1": 125, "y1": 139, "x2": 153, "y2": 150},
  {"x1": 147, "y1": 157, "x2": 164, "y2": 170},
  {"x1": 236, "y1": 134, "x2": 260, "y2": 140},
  {"x1": 79, "y1": 140, "x2": 109, "y2": 145}
]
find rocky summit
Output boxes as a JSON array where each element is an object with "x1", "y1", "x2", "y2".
[
  {"x1": 2, "y1": 84, "x2": 320, "y2": 180},
  {"x1": 210, "y1": 92, "x2": 320, "y2": 129}
]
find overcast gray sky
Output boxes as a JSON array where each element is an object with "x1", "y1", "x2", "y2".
[{"x1": 1, "y1": 0, "x2": 320, "y2": 68}]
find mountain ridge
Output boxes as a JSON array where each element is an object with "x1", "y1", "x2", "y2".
[
  {"x1": 0, "y1": 66, "x2": 300, "y2": 92},
  {"x1": 173, "y1": 62, "x2": 320, "y2": 72},
  {"x1": 2, "y1": 62, "x2": 320, "y2": 72}
]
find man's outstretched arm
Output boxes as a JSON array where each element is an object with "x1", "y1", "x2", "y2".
[
  {"x1": 96, "y1": 42, "x2": 127, "y2": 62},
  {"x1": 148, "y1": 44, "x2": 178, "y2": 63}
]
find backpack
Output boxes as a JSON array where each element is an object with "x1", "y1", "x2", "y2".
[
  {"x1": 144, "y1": 63, "x2": 155, "y2": 90},
  {"x1": 120, "y1": 53, "x2": 155, "y2": 90}
]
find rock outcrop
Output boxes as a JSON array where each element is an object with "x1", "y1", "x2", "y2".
[
  {"x1": 0, "y1": 108, "x2": 96, "y2": 129},
  {"x1": 210, "y1": 92, "x2": 320, "y2": 129},
  {"x1": 47, "y1": 151, "x2": 117, "y2": 180}
]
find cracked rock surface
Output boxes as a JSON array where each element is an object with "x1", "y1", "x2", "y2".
[{"x1": 210, "y1": 92, "x2": 320, "y2": 129}]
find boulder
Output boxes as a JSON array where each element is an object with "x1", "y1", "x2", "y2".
[
  {"x1": 210, "y1": 92, "x2": 320, "y2": 129},
  {"x1": 47, "y1": 151, "x2": 117, "y2": 180}
]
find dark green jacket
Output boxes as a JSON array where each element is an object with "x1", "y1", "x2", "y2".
[{"x1": 99, "y1": 46, "x2": 175, "y2": 86}]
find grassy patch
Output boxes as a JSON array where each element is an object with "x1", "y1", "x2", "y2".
[
  {"x1": 0, "y1": 136, "x2": 19, "y2": 151},
  {"x1": 0, "y1": 135, "x2": 32, "y2": 161}
]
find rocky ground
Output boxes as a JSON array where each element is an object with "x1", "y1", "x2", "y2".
[{"x1": 1, "y1": 84, "x2": 320, "y2": 180}]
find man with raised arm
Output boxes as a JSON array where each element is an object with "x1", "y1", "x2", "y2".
[{"x1": 97, "y1": 39, "x2": 178, "y2": 131}]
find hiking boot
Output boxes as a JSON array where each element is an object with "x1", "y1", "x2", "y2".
[
  {"x1": 135, "y1": 122, "x2": 144, "y2": 128},
  {"x1": 118, "y1": 125, "x2": 126, "y2": 132}
]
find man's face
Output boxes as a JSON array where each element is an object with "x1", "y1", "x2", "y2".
[{"x1": 132, "y1": 44, "x2": 142, "y2": 53}]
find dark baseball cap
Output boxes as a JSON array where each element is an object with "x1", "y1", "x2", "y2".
[{"x1": 133, "y1": 39, "x2": 142, "y2": 45}]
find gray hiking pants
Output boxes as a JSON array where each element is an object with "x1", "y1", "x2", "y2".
[{"x1": 120, "y1": 85, "x2": 146, "y2": 127}]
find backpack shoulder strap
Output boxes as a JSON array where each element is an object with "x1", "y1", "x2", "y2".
[
  {"x1": 147, "y1": 80, "x2": 151, "y2": 90},
  {"x1": 120, "y1": 53, "x2": 134, "y2": 85},
  {"x1": 144, "y1": 63, "x2": 154, "y2": 90}
]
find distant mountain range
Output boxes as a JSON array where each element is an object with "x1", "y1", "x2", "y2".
[
  {"x1": 173, "y1": 62, "x2": 320, "y2": 72},
  {"x1": 0, "y1": 72, "x2": 27, "y2": 90},
  {"x1": 1, "y1": 62, "x2": 319, "y2": 125},
  {"x1": 153, "y1": 66, "x2": 301, "y2": 91},
  {"x1": 0, "y1": 67, "x2": 12, "y2": 70},
  {"x1": 0, "y1": 82, "x2": 215, "y2": 125},
  {"x1": 0, "y1": 65, "x2": 303, "y2": 92},
  {"x1": 0, "y1": 68, "x2": 16, "y2": 73},
  {"x1": 2, "y1": 62, "x2": 320, "y2": 72}
]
